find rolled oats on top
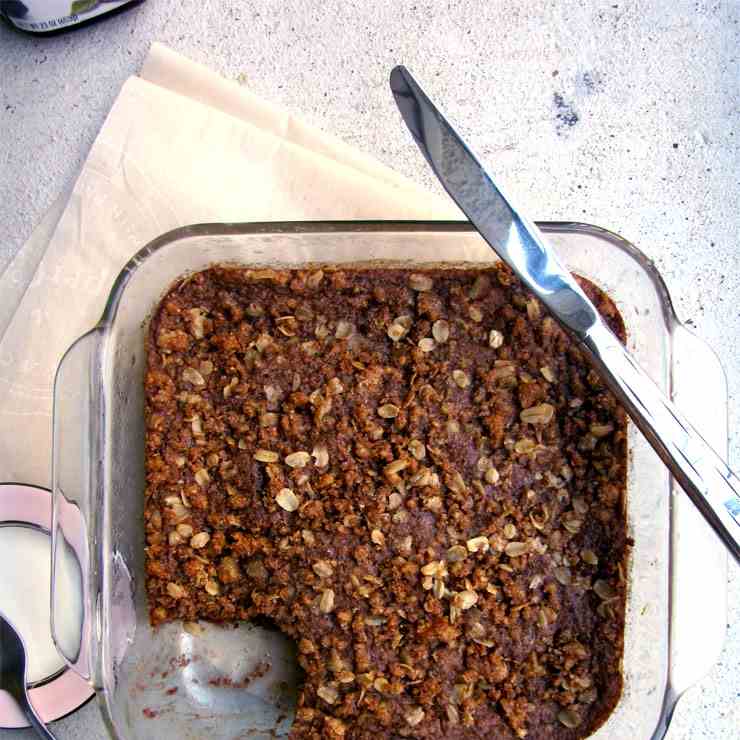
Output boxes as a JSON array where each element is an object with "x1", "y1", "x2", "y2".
[{"x1": 145, "y1": 263, "x2": 629, "y2": 739}]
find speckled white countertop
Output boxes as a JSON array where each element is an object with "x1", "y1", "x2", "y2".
[{"x1": 0, "y1": 1, "x2": 737, "y2": 738}]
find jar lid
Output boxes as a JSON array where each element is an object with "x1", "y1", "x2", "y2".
[{"x1": 0, "y1": 483, "x2": 94, "y2": 728}]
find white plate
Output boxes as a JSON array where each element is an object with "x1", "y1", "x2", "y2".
[{"x1": 0, "y1": 483, "x2": 94, "y2": 728}]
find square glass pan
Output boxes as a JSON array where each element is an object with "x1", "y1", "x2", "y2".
[{"x1": 51, "y1": 221, "x2": 728, "y2": 739}]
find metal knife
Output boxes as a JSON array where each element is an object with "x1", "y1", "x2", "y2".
[{"x1": 390, "y1": 65, "x2": 740, "y2": 563}]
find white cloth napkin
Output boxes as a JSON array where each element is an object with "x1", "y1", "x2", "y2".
[{"x1": 0, "y1": 43, "x2": 458, "y2": 487}]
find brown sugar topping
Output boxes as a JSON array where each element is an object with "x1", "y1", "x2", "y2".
[{"x1": 144, "y1": 263, "x2": 629, "y2": 739}]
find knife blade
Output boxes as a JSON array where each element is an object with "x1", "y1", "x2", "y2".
[{"x1": 390, "y1": 65, "x2": 740, "y2": 563}]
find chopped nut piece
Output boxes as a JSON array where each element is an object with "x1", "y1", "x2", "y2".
[
  {"x1": 306, "y1": 270, "x2": 324, "y2": 289},
  {"x1": 424, "y1": 495, "x2": 443, "y2": 512},
  {"x1": 204, "y1": 579, "x2": 220, "y2": 596},
  {"x1": 514, "y1": 438, "x2": 537, "y2": 454},
  {"x1": 317, "y1": 684, "x2": 339, "y2": 704},
  {"x1": 285, "y1": 451, "x2": 311, "y2": 468},
  {"x1": 295, "y1": 304, "x2": 313, "y2": 322},
  {"x1": 581, "y1": 549, "x2": 599, "y2": 566},
  {"x1": 384, "y1": 459, "x2": 409, "y2": 476},
  {"x1": 311, "y1": 443, "x2": 329, "y2": 468},
  {"x1": 489, "y1": 329, "x2": 504, "y2": 348},
  {"x1": 562, "y1": 517, "x2": 583, "y2": 534},
  {"x1": 409, "y1": 467, "x2": 436, "y2": 488},
  {"x1": 558, "y1": 708, "x2": 581, "y2": 729},
  {"x1": 554, "y1": 566, "x2": 572, "y2": 586},
  {"x1": 468, "y1": 304, "x2": 483, "y2": 322},
  {"x1": 579, "y1": 433, "x2": 598, "y2": 451},
  {"x1": 470, "y1": 624, "x2": 495, "y2": 648},
  {"x1": 454, "y1": 590, "x2": 478, "y2": 610},
  {"x1": 182, "y1": 367, "x2": 206, "y2": 386},
  {"x1": 254, "y1": 449, "x2": 279, "y2": 463},
  {"x1": 377, "y1": 403, "x2": 400, "y2": 419},
  {"x1": 319, "y1": 589, "x2": 335, "y2": 613},
  {"x1": 335, "y1": 320, "x2": 354, "y2": 339},
  {"x1": 387, "y1": 322, "x2": 406, "y2": 342},
  {"x1": 505, "y1": 541, "x2": 529, "y2": 558},
  {"x1": 446, "y1": 704, "x2": 460, "y2": 724},
  {"x1": 447, "y1": 471, "x2": 467, "y2": 494},
  {"x1": 327, "y1": 376, "x2": 344, "y2": 394},
  {"x1": 301, "y1": 529, "x2": 315, "y2": 546},
  {"x1": 526, "y1": 298, "x2": 541, "y2": 320},
  {"x1": 260, "y1": 412, "x2": 279, "y2": 427},
  {"x1": 520, "y1": 403, "x2": 555, "y2": 425},
  {"x1": 276, "y1": 316, "x2": 298, "y2": 336},
  {"x1": 218, "y1": 557, "x2": 242, "y2": 583},
  {"x1": 529, "y1": 574, "x2": 544, "y2": 589},
  {"x1": 591, "y1": 422, "x2": 615, "y2": 437},
  {"x1": 167, "y1": 583, "x2": 186, "y2": 599},
  {"x1": 388, "y1": 492, "x2": 403, "y2": 510},
  {"x1": 421, "y1": 560, "x2": 447, "y2": 578},
  {"x1": 572, "y1": 496, "x2": 589, "y2": 515},
  {"x1": 313, "y1": 560, "x2": 334, "y2": 578},
  {"x1": 540, "y1": 366, "x2": 556, "y2": 383},
  {"x1": 276, "y1": 488, "x2": 300, "y2": 512},
  {"x1": 373, "y1": 677, "x2": 391, "y2": 693},
  {"x1": 190, "y1": 532, "x2": 210, "y2": 549},
  {"x1": 255, "y1": 333, "x2": 273, "y2": 352},
  {"x1": 409, "y1": 274, "x2": 433, "y2": 291},
  {"x1": 222, "y1": 376, "x2": 238, "y2": 399},
  {"x1": 476, "y1": 456, "x2": 492, "y2": 472},
  {"x1": 531, "y1": 538, "x2": 548, "y2": 555},
  {"x1": 404, "y1": 706, "x2": 425, "y2": 726},
  {"x1": 467, "y1": 536, "x2": 490, "y2": 553},
  {"x1": 168, "y1": 531, "x2": 183, "y2": 545},
  {"x1": 452, "y1": 369, "x2": 470, "y2": 388},
  {"x1": 370, "y1": 529, "x2": 385, "y2": 547},
  {"x1": 188, "y1": 308, "x2": 207, "y2": 339},
  {"x1": 176, "y1": 523, "x2": 194, "y2": 537},
  {"x1": 447, "y1": 545, "x2": 468, "y2": 562},
  {"x1": 432, "y1": 319, "x2": 450, "y2": 343},
  {"x1": 418, "y1": 337, "x2": 435, "y2": 352},
  {"x1": 485, "y1": 467, "x2": 501, "y2": 484},
  {"x1": 408, "y1": 439, "x2": 426, "y2": 460},
  {"x1": 394, "y1": 314, "x2": 413, "y2": 330}
]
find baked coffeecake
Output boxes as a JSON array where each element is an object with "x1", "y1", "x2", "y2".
[{"x1": 144, "y1": 264, "x2": 629, "y2": 739}]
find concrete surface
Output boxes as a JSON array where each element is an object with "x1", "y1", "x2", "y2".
[{"x1": 0, "y1": 0, "x2": 737, "y2": 738}]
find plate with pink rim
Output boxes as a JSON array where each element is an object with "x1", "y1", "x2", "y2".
[{"x1": 0, "y1": 483, "x2": 94, "y2": 728}]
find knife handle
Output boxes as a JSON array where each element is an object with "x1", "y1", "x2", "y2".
[{"x1": 583, "y1": 321, "x2": 740, "y2": 564}]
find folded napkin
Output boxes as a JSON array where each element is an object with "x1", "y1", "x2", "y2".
[{"x1": 0, "y1": 43, "x2": 458, "y2": 487}]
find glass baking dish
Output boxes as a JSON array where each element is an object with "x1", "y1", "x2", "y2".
[{"x1": 50, "y1": 221, "x2": 728, "y2": 739}]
